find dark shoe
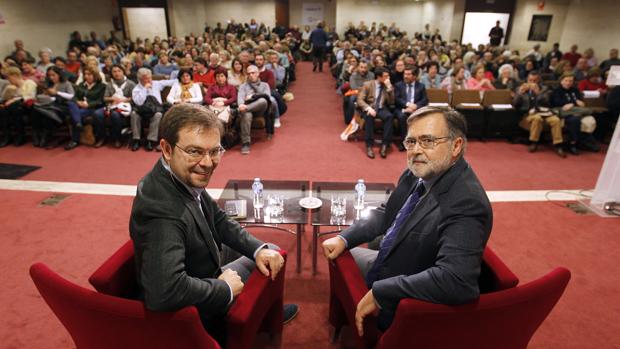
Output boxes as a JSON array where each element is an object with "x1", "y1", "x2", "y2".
[
  {"x1": 64, "y1": 141, "x2": 79, "y2": 150},
  {"x1": 145, "y1": 141, "x2": 154, "y2": 151},
  {"x1": 380, "y1": 144, "x2": 388, "y2": 158},
  {"x1": 267, "y1": 133, "x2": 273, "y2": 140},
  {"x1": 366, "y1": 146, "x2": 375, "y2": 159},
  {"x1": 131, "y1": 140, "x2": 140, "y2": 151},
  {"x1": 397, "y1": 141, "x2": 406, "y2": 152},
  {"x1": 32, "y1": 131, "x2": 41, "y2": 147},
  {"x1": 528, "y1": 142, "x2": 538, "y2": 153},
  {"x1": 241, "y1": 143, "x2": 250, "y2": 155},
  {"x1": 94, "y1": 139, "x2": 105, "y2": 148},
  {"x1": 114, "y1": 140, "x2": 122, "y2": 148},
  {"x1": 13, "y1": 135, "x2": 25, "y2": 147},
  {"x1": 555, "y1": 146, "x2": 567, "y2": 158},
  {"x1": 283, "y1": 304, "x2": 299, "y2": 325},
  {"x1": 75, "y1": 122, "x2": 83, "y2": 130},
  {"x1": 568, "y1": 144, "x2": 579, "y2": 155},
  {"x1": 39, "y1": 132, "x2": 49, "y2": 148},
  {"x1": 0, "y1": 137, "x2": 9, "y2": 148}
]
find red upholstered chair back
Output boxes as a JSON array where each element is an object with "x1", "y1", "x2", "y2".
[
  {"x1": 479, "y1": 247, "x2": 519, "y2": 293},
  {"x1": 30, "y1": 263, "x2": 221, "y2": 349},
  {"x1": 88, "y1": 240, "x2": 138, "y2": 297},
  {"x1": 377, "y1": 267, "x2": 571, "y2": 349}
]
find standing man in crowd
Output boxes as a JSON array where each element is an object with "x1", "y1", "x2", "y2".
[
  {"x1": 322, "y1": 107, "x2": 492, "y2": 333},
  {"x1": 309, "y1": 21, "x2": 328, "y2": 72},
  {"x1": 489, "y1": 20, "x2": 504, "y2": 47}
]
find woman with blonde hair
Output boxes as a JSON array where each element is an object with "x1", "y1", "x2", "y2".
[
  {"x1": 0, "y1": 67, "x2": 37, "y2": 147},
  {"x1": 227, "y1": 57, "x2": 246, "y2": 87}
]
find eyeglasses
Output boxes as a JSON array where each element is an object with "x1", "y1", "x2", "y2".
[
  {"x1": 175, "y1": 144, "x2": 226, "y2": 161},
  {"x1": 403, "y1": 136, "x2": 451, "y2": 150}
]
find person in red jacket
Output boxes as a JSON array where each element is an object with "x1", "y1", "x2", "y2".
[{"x1": 254, "y1": 52, "x2": 275, "y2": 89}]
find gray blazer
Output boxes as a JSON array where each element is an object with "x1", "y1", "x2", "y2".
[
  {"x1": 130, "y1": 159, "x2": 264, "y2": 321},
  {"x1": 341, "y1": 157, "x2": 492, "y2": 329}
]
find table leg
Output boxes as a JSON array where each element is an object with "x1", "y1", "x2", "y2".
[
  {"x1": 312, "y1": 226, "x2": 319, "y2": 275},
  {"x1": 296, "y1": 223, "x2": 302, "y2": 273}
]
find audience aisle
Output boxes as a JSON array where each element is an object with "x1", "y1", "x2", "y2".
[{"x1": 0, "y1": 62, "x2": 618, "y2": 348}]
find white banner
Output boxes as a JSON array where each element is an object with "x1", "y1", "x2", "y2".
[{"x1": 302, "y1": 3, "x2": 324, "y2": 26}]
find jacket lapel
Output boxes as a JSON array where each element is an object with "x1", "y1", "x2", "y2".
[
  {"x1": 158, "y1": 160, "x2": 222, "y2": 268},
  {"x1": 385, "y1": 158, "x2": 468, "y2": 259},
  {"x1": 185, "y1": 200, "x2": 221, "y2": 267}
]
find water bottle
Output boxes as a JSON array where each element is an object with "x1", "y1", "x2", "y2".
[
  {"x1": 354, "y1": 179, "x2": 366, "y2": 210},
  {"x1": 252, "y1": 178, "x2": 264, "y2": 209}
]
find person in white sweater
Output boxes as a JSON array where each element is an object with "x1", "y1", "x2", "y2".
[{"x1": 166, "y1": 68, "x2": 203, "y2": 105}]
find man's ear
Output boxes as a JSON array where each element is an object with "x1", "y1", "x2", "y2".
[
  {"x1": 160, "y1": 139, "x2": 172, "y2": 161},
  {"x1": 452, "y1": 137, "x2": 464, "y2": 158}
]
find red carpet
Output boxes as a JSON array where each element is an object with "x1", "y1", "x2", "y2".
[{"x1": 0, "y1": 62, "x2": 618, "y2": 348}]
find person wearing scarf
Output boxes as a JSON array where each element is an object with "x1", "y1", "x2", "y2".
[
  {"x1": 166, "y1": 68, "x2": 203, "y2": 105},
  {"x1": 94, "y1": 64, "x2": 136, "y2": 148}
]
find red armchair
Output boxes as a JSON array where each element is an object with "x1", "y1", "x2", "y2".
[
  {"x1": 31, "y1": 240, "x2": 286, "y2": 349},
  {"x1": 329, "y1": 247, "x2": 569, "y2": 349},
  {"x1": 30, "y1": 262, "x2": 221, "y2": 349}
]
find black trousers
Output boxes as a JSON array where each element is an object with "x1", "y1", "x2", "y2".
[
  {"x1": 0, "y1": 102, "x2": 28, "y2": 140},
  {"x1": 362, "y1": 108, "x2": 394, "y2": 146},
  {"x1": 312, "y1": 46, "x2": 326, "y2": 71}
]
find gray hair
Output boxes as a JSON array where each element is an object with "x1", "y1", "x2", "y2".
[
  {"x1": 137, "y1": 68, "x2": 152, "y2": 79},
  {"x1": 407, "y1": 106, "x2": 468, "y2": 156},
  {"x1": 246, "y1": 64, "x2": 258, "y2": 73}
]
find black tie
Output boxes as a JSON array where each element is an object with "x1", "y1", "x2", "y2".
[{"x1": 374, "y1": 85, "x2": 384, "y2": 110}]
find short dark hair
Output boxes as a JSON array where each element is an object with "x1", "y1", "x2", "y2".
[
  {"x1": 403, "y1": 65, "x2": 418, "y2": 76},
  {"x1": 54, "y1": 56, "x2": 66, "y2": 64},
  {"x1": 375, "y1": 66, "x2": 389, "y2": 77},
  {"x1": 407, "y1": 107, "x2": 468, "y2": 156},
  {"x1": 159, "y1": 104, "x2": 223, "y2": 147},
  {"x1": 194, "y1": 57, "x2": 207, "y2": 66},
  {"x1": 177, "y1": 67, "x2": 193, "y2": 82},
  {"x1": 110, "y1": 64, "x2": 124, "y2": 73},
  {"x1": 427, "y1": 61, "x2": 439, "y2": 71}
]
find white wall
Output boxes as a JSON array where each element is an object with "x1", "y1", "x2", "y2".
[
  {"x1": 168, "y1": 0, "x2": 276, "y2": 37},
  {"x1": 510, "y1": 0, "x2": 570, "y2": 54},
  {"x1": 0, "y1": 0, "x2": 118, "y2": 59},
  {"x1": 289, "y1": 0, "x2": 337, "y2": 29},
  {"x1": 335, "y1": 0, "x2": 461, "y2": 41},
  {"x1": 558, "y1": 0, "x2": 620, "y2": 61}
]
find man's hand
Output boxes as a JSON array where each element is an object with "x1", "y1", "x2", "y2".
[
  {"x1": 355, "y1": 290, "x2": 379, "y2": 337},
  {"x1": 367, "y1": 107, "x2": 377, "y2": 117},
  {"x1": 322, "y1": 236, "x2": 346, "y2": 260},
  {"x1": 77, "y1": 101, "x2": 89, "y2": 108},
  {"x1": 562, "y1": 103, "x2": 574, "y2": 111},
  {"x1": 576, "y1": 100, "x2": 585, "y2": 107},
  {"x1": 255, "y1": 248, "x2": 284, "y2": 280},
  {"x1": 238, "y1": 104, "x2": 247, "y2": 112},
  {"x1": 218, "y1": 269, "x2": 244, "y2": 297}
]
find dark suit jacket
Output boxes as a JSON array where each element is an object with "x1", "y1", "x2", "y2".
[
  {"x1": 341, "y1": 157, "x2": 492, "y2": 328},
  {"x1": 357, "y1": 80, "x2": 395, "y2": 111},
  {"x1": 130, "y1": 159, "x2": 264, "y2": 320},
  {"x1": 394, "y1": 80, "x2": 429, "y2": 111}
]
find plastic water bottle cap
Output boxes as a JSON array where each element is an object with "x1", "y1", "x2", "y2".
[
  {"x1": 358, "y1": 179, "x2": 364, "y2": 183},
  {"x1": 254, "y1": 177, "x2": 261, "y2": 182}
]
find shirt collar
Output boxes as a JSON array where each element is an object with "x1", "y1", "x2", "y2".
[{"x1": 160, "y1": 157, "x2": 204, "y2": 201}]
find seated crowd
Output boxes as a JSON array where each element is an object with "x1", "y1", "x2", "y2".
[
  {"x1": 331, "y1": 21, "x2": 620, "y2": 158},
  {"x1": 0, "y1": 20, "x2": 303, "y2": 154}
]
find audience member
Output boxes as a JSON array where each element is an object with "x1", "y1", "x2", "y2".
[
  {"x1": 93, "y1": 64, "x2": 136, "y2": 148},
  {"x1": 65, "y1": 66, "x2": 106, "y2": 150},
  {"x1": 0, "y1": 67, "x2": 37, "y2": 147},
  {"x1": 131, "y1": 68, "x2": 176, "y2": 152},
  {"x1": 166, "y1": 68, "x2": 203, "y2": 105},
  {"x1": 237, "y1": 65, "x2": 273, "y2": 154},
  {"x1": 357, "y1": 67, "x2": 395, "y2": 159},
  {"x1": 394, "y1": 66, "x2": 429, "y2": 151}
]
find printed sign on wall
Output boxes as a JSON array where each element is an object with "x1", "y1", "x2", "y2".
[{"x1": 302, "y1": 3, "x2": 324, "y2": 26}]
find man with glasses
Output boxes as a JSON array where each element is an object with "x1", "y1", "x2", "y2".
[
  {"x1": 322, "y1": 107, "x2": 492, "y2": 333},
  {"x1": 130, "y1": 104, "x2": 298, "y2": 342}
]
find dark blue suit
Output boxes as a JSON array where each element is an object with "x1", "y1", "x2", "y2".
[
  {"x1": 394, "y1": 81, "x2": 428, "y2": 137},
  {"x1": 341, "y1": 158, "x2": 492, "y2": 330}
]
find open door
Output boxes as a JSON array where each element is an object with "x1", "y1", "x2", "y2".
[{"x1": 275, "y1": 0, "x2": 289, "y2": 28}]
